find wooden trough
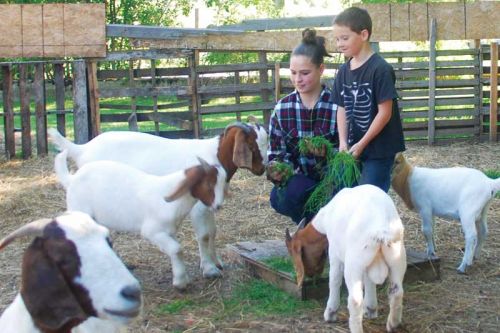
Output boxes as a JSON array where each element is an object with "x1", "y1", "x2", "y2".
[{"x1": 227, "y1": 240, "x2": 440, "y2": 301}]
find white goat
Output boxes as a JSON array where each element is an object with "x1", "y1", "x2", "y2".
[
  {"x1": 286, "y1": 185, "x2": 406, "y2": 333},
  {"x1": 391, "y1": 152, "x2": 500, "y2": 273},
  {"x1": 48, "y1": 121, "x2": 268, "y2": 278},
  {"x1": 0, "y1": 211, "x2": 142, "y2": 333},
  {"x1": 54, "y1": 150, "x2": 226, "y2": 289}
]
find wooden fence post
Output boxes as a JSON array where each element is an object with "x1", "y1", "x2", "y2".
[
  {"x1": 19, "y1": 64, "x2": 32, "y2": 159},
  {"x1": 490, "y1": 42, "x2": 498, "y2": 142},
  {"x1": 87, "y1": 60, "x2": 101, "y2": 138},
  {"x1": 34, "y1": 63, "x2": 48, "y2": 156},
  {"x1": 2, "y1": 65, "x2": 15, "y2": 159},
  {"x1": 54, "y1": 63, "x2": 66, "y2": 136},
  {"x1": 189, "y1": 53, "x2": 200, "y2": 138},
  {"x1": 73, "y1": 60, "x2": 89, "y2": 144},
  {"x1": 428, "y1": 18, "x2": 437, "y2": 145},
  {"x1": 259, "y1": 51, "x2": 271, "y2": 126},
  {"x1": 151, "y1": 59, "x2": 160, "y2": 135},
  {"x1": 274, "y1": 63, "x2": 281, "y2": 102},
  {"x1": 234, "y1": 71, "x2": 241, "y2": 122},
  {"x1": 128, "y1": 60, "x2": 138, "y2": 131}
]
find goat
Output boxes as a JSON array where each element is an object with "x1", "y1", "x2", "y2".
[
  {"x1": 0, "y1": 211, "x2": 142, "y2": 333},
  {"x1": 286, "y1": 185, "x2": 406, "y2": 333},
  {"x1": 48, "y1": 121, "x2": 267, "y2": 279},
  {"x1": 391, "y1": 152, "x2": 500, "y2": 273},
  {"x1": 54, "y1": 150, "x2": 226, "y2": 289}
]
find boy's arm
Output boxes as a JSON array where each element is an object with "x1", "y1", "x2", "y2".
[
  {"x1": 337, "y1": 106, "x2": 348, "y2": 152},
  {"x1": 349, "y1": 99, "x2": 393, "y2": 158}
]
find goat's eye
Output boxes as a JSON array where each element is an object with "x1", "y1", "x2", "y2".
[{"x1": 106, "y1": 237, "x2": 113, "y2": 248}]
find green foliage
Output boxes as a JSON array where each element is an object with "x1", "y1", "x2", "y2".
[
  {"x1": 484, "y1": 170, "x2": 500, "y2": 198},
  {"x1": 300, "y1": 137, "x2": 360, "y2": 214},
  {"x1": 221, "y1": 279, "x2": 319, "y2": 317},
  {"x1": 271, "y1": 161, "x2": 294, "y2": 186},
  {"x1": 157, "y1": 299, "x2": 194, "y2": 314},
  {"x1": 263, "y1": 256, "x2": 296, "y2": 275}
]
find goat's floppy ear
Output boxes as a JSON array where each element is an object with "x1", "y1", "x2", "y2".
[
  {"x1": 21, "y1": 238, "x2": 88, "y2": 331},
  {"x1": 164, "y1": 165, "x2": 203, "y2": 202},
  {"x1": 285, "y1": 228, "x2": 305, "y2": 287},
  {"x1": 232, "y1": 129, "x2": 252, "y2": 169}
]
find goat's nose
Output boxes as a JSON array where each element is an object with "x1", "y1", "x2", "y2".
[{"x1": 121, "y1": 285, "x2": 142, "y2": 303}]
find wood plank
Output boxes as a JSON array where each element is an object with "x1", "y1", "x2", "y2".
[
  {"x1": 34, "y1": 63, "x2": 48, "y2": 156},
  {"x1": 189, "y1": 53, "x2": 200, "y2": 138},
  {"x1": 490, "y1": 42, "x2": 498, "y2": 142},
  {"x1": 72, "y1": 60, "x2": 89, "y2": 144},
  {"x1": 99, "y1": 86, "x2": 191, "y2": 98},
  {"x1": 2, "y1": 65, "x2": 15, "y2": 159},
  {"x1": 200, "y1": 102, "x2": 276, "y2": 115},
  {"x1": 391, "y1": 3, "x2": 410, "y2": 41},
  {"x1": 197, "y1": 83, "x2": 273, "y2": 95},
  {"x1": 428, "y1": 18, "x2": 437, "y2": 145},
  {"x1": 87, "y1": 61, "x2": 100, "y2": 138},
  {"x1": 259, "y1": 51, "x2": 271, "y2": 125},
  {"x1": 43, "y1": 4, "x2": 64, "y2": 57},
  {"x1": 214, "y1": 15, "x2": 335, "y2": 31},
  {"x1": 429, "y1": 2, "x2": 465, "y2": 40},
  {"x1": 466, "y1": 2, "x2": 500, "y2": 40},
  {"x1": 19, "y1": 64, "x2": 32, "y2": 159},
  {"x1": 128, "y1": 60, "x2": 138, "y2": 131},
  {"x1": 107, "y1": 24, "x2": 244, "y2": 39},
  {"x1": 357, "y1": 4, "x2": 391, "y2": 41},
  {"x1": 151, "y1": 59, "x2": 160, "y2": 135},
  {"x1": 102, "y1": 49, "x2": 193, "y2": 61},
  {"x1": 0, "y1": 5, "x2": 22, "y2": 47},
  {"x1": 409, "y1": 3, "x2": 428, "y2": 41},
  {"x1": 54, "y1": 63, "x2": 66, "y2": 136}
]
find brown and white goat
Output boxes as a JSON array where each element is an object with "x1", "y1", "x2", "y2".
[
  {"x1": 55, "y1": 151, "x2": 226, "y2": 289},
  {"x1": 286, "y1": 185, "x2": 406, "y2": 333},
  {"x1": 0, "y1": 212, "x2": 142, "y2": 333},
  {"x1": 49, "y1": 120, "x2": 267, "y2": 279},
  {"x1": 391, "y1": 152, "x2": 500, "y2": 273}
]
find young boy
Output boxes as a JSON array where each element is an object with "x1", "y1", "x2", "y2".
[{"x1": 332, "y1": 7, "x2": 405, "y2": 192}]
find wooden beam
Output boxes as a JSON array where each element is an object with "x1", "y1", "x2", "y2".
[
  {"x1": 189, "y1": 53, "x2": 200, "y2": 138},
  {"x1": 34, "y1": 63, "x2": 48, "y2": 156},
  {"x1": 428, "y1": 18, "x2": 437, "y2": 145},
  {"x1": 19, "y1": 64, "x2": 32, "y2": 159},
  {"x1": 2, "y1": 65, "x2": 15, "y2": 159},
  {"x1": 107, "y1": 24, "x2": 243, "y2": 39},
  {"x1": 54, "y1": 63, "x2": 66, "y2": 136},
  {"x1": 212, "y1": 15, "x2": 335, "y2": 31},
  {"x1": 73, "y1": 60, "x2": 89, "y2": 144},
  {"x1": 100, "y1": 49, "x2": 193, "y2": 61},
  {"x1": 87, "y1": 61, "x2": 100, "y2": 138},
  {"x1": 490, "y1": 42, "x2": 498, "y2": 142}
]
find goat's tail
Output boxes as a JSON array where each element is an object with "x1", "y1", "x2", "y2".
[
  {"x1": 367, "y1": 220, "x2": 405, "y2": 285},
  {"x1": 54, "y1": 150, "x2": 72, "y2": 189},
  {"x1": 491, "y1": 177, "x2": 500, "y2": 194},
  {"x1": 48, "y1": 128, "x2": 82, "y2": 158}
]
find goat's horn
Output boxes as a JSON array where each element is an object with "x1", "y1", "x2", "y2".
[
  {"x1": 0, "y1": 218, "x2": 53, "y2": 251},
  {"x1": 285, "y1": 228, "x2": 292, "y2": 242},
  {"x1": 196, "y1": 156, "x2": 211, "y2": 172},
  {"x1": 297, "y1": 218, "x2": 307, "y2": 231}
]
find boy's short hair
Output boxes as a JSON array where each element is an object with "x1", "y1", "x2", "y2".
[{"x1": 333, "y1": 7, "x2": 372, "y2": 39}]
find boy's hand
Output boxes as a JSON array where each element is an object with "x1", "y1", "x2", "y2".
[{"x1": 348, "y1": 142, "x2": 366, "y2": 159}]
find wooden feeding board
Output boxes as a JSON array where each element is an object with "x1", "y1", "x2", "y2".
[{"x1": 227, "y1": 240, "x2": 440, "y2": 301}]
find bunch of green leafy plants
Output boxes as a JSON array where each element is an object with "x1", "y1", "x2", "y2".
[
  {"x1": 271, "y1": 161, "x2": 294, "y2": 186},
  {"x1": 299, "y1": 137, "x2": 360, "y2": 214}
]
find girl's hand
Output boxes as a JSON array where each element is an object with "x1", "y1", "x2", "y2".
[{"x1": 266, "y1": 161, "x2": 293, "y2": 185}]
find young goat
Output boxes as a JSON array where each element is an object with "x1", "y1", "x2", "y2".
[
  {"x1": 55, "y1": 150, "x2": 226, "y2": 289},
  {"x1": 49, "y1": 121, "x2": 267, "y2": 279},
  {"x1": 0, "y1": 211, "x2": 142, "y2": 333},
  {"x1": 391, "y1": 152, "x2": 500, "y2": 273},
  {"x1": 286, "y1": 185, "x2": 406, "y2": 333}
]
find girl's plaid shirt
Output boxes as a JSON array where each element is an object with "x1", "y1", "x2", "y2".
[{"x1": 268, "y1": 87, "x2": 338, "y2": 180}]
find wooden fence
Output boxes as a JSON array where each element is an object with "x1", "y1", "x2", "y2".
[{"x1": 1, "y1": 43, "x2": 499, "y2": 159}]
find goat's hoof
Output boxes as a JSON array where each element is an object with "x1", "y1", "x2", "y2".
[
  {"x1": 364, "y1": 307, "x2": 378, "y2": 319},
  {"x1": 323, "y1": 309, "x2": 337, "y2": 323},
  {"x1": 456, "y1": 266, "x2": 467, "y2": 274},
  {"x1": 173, "y1": 278, "x2": 190, "y2": 291},
  {"x1": 386, "y1": 322, "x2": 402, "y2": 332},
  {"x1": 202, "y1": 266, "x2": 223, "y2": 279}
]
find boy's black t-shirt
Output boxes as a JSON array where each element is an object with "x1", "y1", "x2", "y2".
[{"x1": 332, "y1": 53, "x2": 406, "y2": 160}]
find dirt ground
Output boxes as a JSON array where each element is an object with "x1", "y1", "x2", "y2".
[{"x1": 0, "y1": 141, "x2": 499, "y2": 333}]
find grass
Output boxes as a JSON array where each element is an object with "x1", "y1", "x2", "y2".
[
  {"x1": 484, "y1": 169, "x2": 500, "y2": 198},
  {"x1": 156, "y1": 278, "x2": 321, "y2": 321}
]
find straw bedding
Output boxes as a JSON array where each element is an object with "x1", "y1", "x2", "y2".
[{"x1": 0, "y1": 141, "x2": 498, "y2": 332}]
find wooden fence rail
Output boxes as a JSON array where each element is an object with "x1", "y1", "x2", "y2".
[{"x1": 1, "y1": 43, "x2": 499, "y2": 159}]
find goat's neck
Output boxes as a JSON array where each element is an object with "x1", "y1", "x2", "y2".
[
  {"x1": 216, "y1": 134, "x2": 238, "y2": 181},
  {"x1": 391, "y1": 163, "x2": 415, "y2": 210},
  {"x1": 0, "y1": 294, "x2": 40, "y2": 333}
]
